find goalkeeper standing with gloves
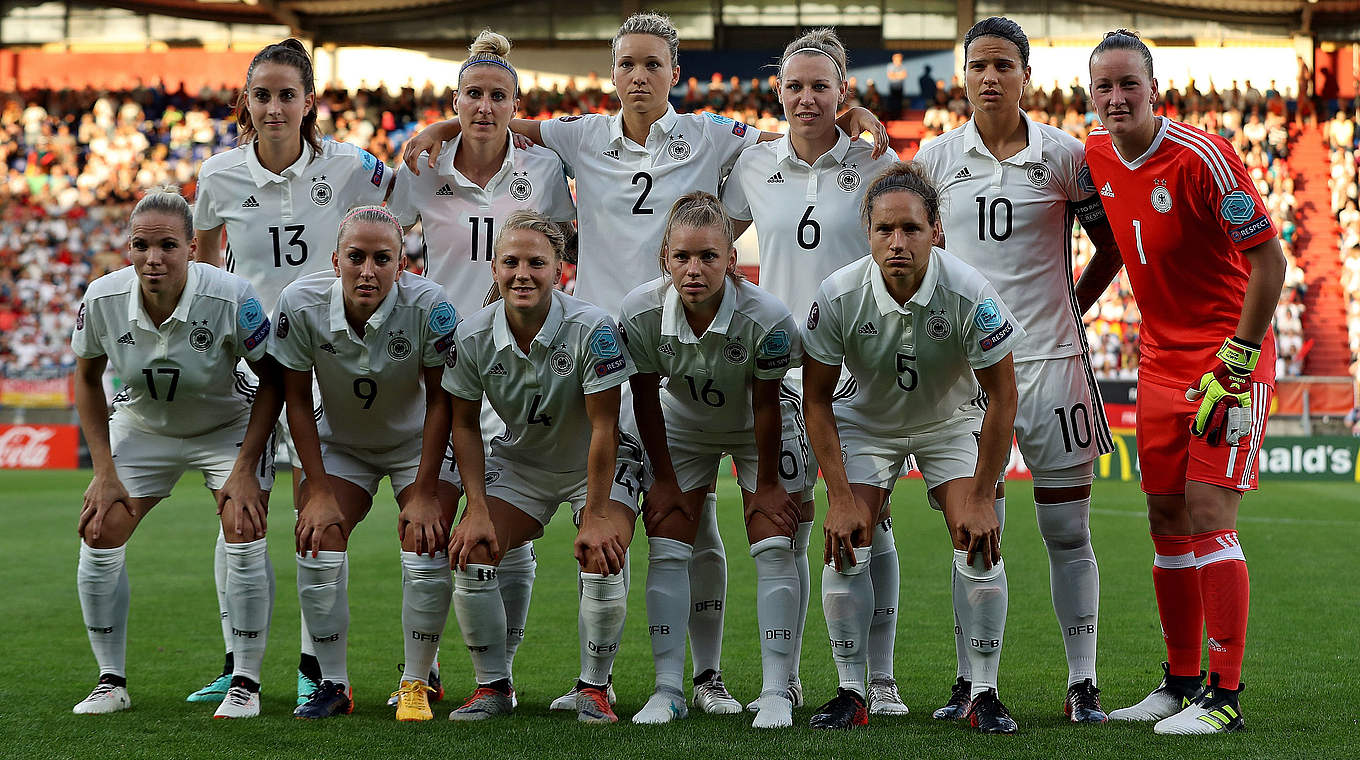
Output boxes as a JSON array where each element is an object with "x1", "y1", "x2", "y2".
[{"x1": 1076, "y1": 30, "x2": 1286, "y2": 736}]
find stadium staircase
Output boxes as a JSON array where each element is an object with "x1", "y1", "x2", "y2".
[{"x1": 1291, "y1": 124, "x2": 1352, "y2": 376}]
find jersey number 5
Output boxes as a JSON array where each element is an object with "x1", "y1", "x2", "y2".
[
  {"x1": 269, "y1": 225, "x2": 308, "y2": 267},
  {"x1": 895, "y1": 353, "x2": 919, "y2": 392}
]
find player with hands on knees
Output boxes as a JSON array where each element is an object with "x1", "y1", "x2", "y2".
[
  {"x1": 800, "y1": 163, "x2": 1022, "y2": 733},
  {"x1": 70, "y1": 188, "x2": 282, "y2": 720}
]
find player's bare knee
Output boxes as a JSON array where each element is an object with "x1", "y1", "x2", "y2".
[{"x1": 744, "y1": 511, "x2": 786, "y2": 544}]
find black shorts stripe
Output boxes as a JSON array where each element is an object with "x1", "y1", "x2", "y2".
[
  {"x1": 224, "y1": 243, "x2": 234, "y2": 273},
  {"x1": 1063, "y1": 205, "x2": 1114, "y2": 454}
]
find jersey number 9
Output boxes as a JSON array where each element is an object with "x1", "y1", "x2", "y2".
[{"x1": 353, "y1": 378, "x2": 378, "y2": 410}]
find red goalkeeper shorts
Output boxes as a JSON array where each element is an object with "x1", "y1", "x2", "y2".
[{"x1": 1135, "y1": 377, "x2": 1273, "y2": 495}]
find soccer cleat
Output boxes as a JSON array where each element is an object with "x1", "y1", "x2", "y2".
[
  {"x1": 867, "y1": 677, "x2": 910, "y2": 716},
  {"x1": 1109, "y1": 662, "x2": 1204, "y2": 722},
  {"x1": 631, "y1": 686, "x2": 688, "y2": 725},
  {"x1": 931, "y1": 677, "x2": 972, "y2": 720},
  {"x1": 691, "y1": 670, "x2": 741, "y2": 715},
  {"x1": 187, "y1": 673, "x2": 232, "y2": 703},
  {"x1": 296, "y1": 669, "x2": 321, "y2": 707},
  {"x1": 293, "y1": 680, "x2": 353, "y2": 719},
  {"x1": 809, "y1": 688, "x2": 868, "y2": 729},
  {"x1": 213, "y1": 681, "x2": 261, "y2": 719},
  {"x1": 386, "y1": 665, "x2": 444, "y2": 707},
  {"x1": 448, "y1": 685, "x2": 514, "y2": 722},
  {"x1": 746, "y1": 674, "x2": 803, "y2": 712},
  {"x1": 1065, "y1": 678, "x2": 1108, "y2": 723},
  {"x1": 73, "y1": 676, "x2": 131, "y2": 715},
  {"x1": 576, "y1": 685, "x2": 619, "y2": 724},
  {"x1": 750, "y1": 691, "x2": 794, "y2": 729},
  {"x1": 393, "y1": 679, "x2": 436, "y2": 722},
  {"x1": 967, "y1": 688, "x2": 1019, "y2": 734},
  {"x1": 550, "y1": 677, "x2": 615, "y2": 711},
  {"x1": 1154, "y1": 673, "x2": 1244, "y2": 735}
]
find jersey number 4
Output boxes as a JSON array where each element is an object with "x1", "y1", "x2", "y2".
[{"x1": 269, "y1": 225, "x2": 308, "y2": 267}]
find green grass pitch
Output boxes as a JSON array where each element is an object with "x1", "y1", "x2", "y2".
[{"x1": 0, "y1": 470, "x2": 1355, "y2": 759}]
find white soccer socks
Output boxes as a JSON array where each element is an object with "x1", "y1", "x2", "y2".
[
  {"x1": 952, "y1": 496, "x2": 1005, "y2": 682},
  {"x1": 214, "y1": 529, "x2": 233, "y2": 660},
  {"x1": 751, "y1": 537, "x2": 799, "y2": 698},
  {"x1": 296, "y1": 551, "x2": 350, "y2": 686},
  {"x1": 952, "y1": 549, "x2": 1009, "y2": 697},
  {"x1": 580, "y1": 570, "x2": 628, "y2": 687},
  {"x1": 1036, "y1": 498, "x2": 1100, "y2": 685},
  {"x1": 498, "y1": 543, "x2": 536, "y2": 678},
  {"x1": 822, "y1": 546, "x2": 873, "y2": 696},
  {"x1": 453, "y1": 564, "x2": 509, "y2": 684},
  {"x1": 688, "y1": 493, "x2": 726, "y2": 678},
  {"x1": 792, "y1": 521, "x2": 813, "y2": 680},
  {"x1": 224, "y1": 538, "x2": 274, "y2": 684},
  {"x1": 401, "y1": 551, "x2": 452, "y2": 686},
  {"x1": 868, "y1": 518, "x2": 899, "y2": 681},
  {"x1": 645, "y1": 537, "x2": 693, "y2": 693},
  {"x1": 78, "y1": 542, "x2": 130, "y2": 679}
]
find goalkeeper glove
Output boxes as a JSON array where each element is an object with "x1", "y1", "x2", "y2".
[{"x1": 1184, "y1": 337, "x2": 1260, "y2": 447}]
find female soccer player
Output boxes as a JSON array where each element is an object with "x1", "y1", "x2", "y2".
[
  {"x1": 721, "y1": 27, "x2": 902, "y2": 716},
  {"x1": 272, "y1": 206, "x2": 461, "y2": 722},
  {"x1": 191, "y1": 38, "x2": 397, "y2": 706},
  {"x1": 71, "y1": 189, "x2": 280, "y2": 719},
  {"x1": 619, "y1": 193, "x2": 805, "y2": 728},
  {"x1": 1077, "y1": 30, "x2": 1286, "y2": 736},
  {"x1": 913, "y1": 16, "x2": 1122, "y2": 723},
  {"x1": 442, "y1": 210, "x2": 645, "y2": 725},
  {"x1": 801, "y1": 163, "x2": 1021, "y2": 733}
]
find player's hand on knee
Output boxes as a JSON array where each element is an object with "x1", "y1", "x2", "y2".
[
  {"x1": 218, "y1": 468, "x2": 268, "y2": 539},
  {"x1": 744, "y1": 484, "x2": 798, "y2": 538},
  {"x1": 295, "y1": 486, "x2": 347, "y2": 557},
  {"x1": 447, "y1": 510, "x2": 498, "y2": 570},
  {"x1": 956, "y1": 494, "x2": 1002, "y2": 569},
  {"x1": 822, "y1": 500, "x2": 870, "y2": 571},
  {"x1": 398, "y1": 490, "x2": 448, "y2": 558},
  {"x1": 574, "y1": 520, "x2": 625, "y2": 575},
  {"x1": 641, "y1": 477, "x2": 690, "y2": 534},
  {"x1": 79, "y1": 473, "x2": 130, "y2": 542}
]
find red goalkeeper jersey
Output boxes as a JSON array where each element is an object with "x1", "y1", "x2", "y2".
[{"x1": 1085, "y1": 118, "x2": 1277, "y2": 386}]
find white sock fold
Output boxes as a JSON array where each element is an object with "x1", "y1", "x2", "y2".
[
  {"x1": 645, "y1": 537, "x2": 692, "y2": 692},
  {"x1": 952, "y1": 496, "x2": 1005, "y2": 681},
  {"x1": 751, "y1": 536, "x2": 798, "y2": 697},
  {"x1": 580, "y1": 570, "x2": 627, "y2": 687},
  {"x1": 78, "y1": 542, "x2": 130, "y2": 679},
  {"x1": 453, "y1": 564, "x2": 509, "y2": 685},
  {"x1": 214, "y1": 529, "x2": 233, "y2": 658},
  {"x1": 868, "y1": 517, "x2": 899, "y2": 681},
  {"x1": 688, "y1": 492, "x2": 725, "y2": 677},
  {"x1": 225, "y1": 538, "x2": 274, "y2": 684},
  {"x1": 401, "y1": 551, "x2": 452, "y2": 685},
  {"x1": 953, "y1": 550, "x2": 1008, "y2": 697},
  {"x1": 296, "y1": 551, "x2": 349, "y2": 686},
  {"x1": 822, "y1": 546, "x2": 873, "y2": 697},
  {"x1": 497, "y1": 542, "x2": 536, "y2": 680},
  {"x1": 1036, "y1": 497, "x2": 1099, "y2": 685},
  {"x1": 792, "y1": 520, "x2": 813, "y2": 680}
]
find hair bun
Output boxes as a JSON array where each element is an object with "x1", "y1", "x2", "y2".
[{"x1": 470, "y1": 29, "x2": 512, "y2": 57}]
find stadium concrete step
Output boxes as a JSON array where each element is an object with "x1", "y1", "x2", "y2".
[{"x1": 1290, "y1": 124, "x2": 1352, "y2": 376}]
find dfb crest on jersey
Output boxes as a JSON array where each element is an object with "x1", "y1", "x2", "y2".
[
  {"x1": 1219, "y1": 189, "x2": 1256, "y2": 224},
  {"x1": 837, "y1": 167, "x2": 861, "y2": 192},
  {"x1": 1150, "y1": 183, "x2": 1173, "y2": 213},
  {"x1": 926, "y1": 310, "x2": 951, "y2": 340},
  {"x1": 311, "y1": 181, "x2": 333, "y2": 206},
  {"x1": 973, "y1": 298, "x2": 1003, "y2": 331},
  {"x1": 1026, "y1": 164, "x2": 1051, "y2": 188},
  {"x1": 723, "y1": 340, "x2": 749, "y2": 364},
  {"x1": 590, "y1": 324, "x2": 622, "y2": 359},
  {"x1": 387, "y1": 332, "x2": 412, "y2": 361},
  {"x1": 668, "y1": 137, "x2": 692, "y2": 161},
  {"x1": 509, "y1": 175, "x2": 533, "y2": 201},
  {"x1": 189, "y1": 323, "x2": 214, "y2": 352},
  {"x1": 550, "y1": 347, "x2": 575, "y2": 376}
]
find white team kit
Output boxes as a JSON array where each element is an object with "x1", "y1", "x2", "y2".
[
  {"x1": 269, "y1": 270, "x2": 460, "y2": 496},
  {"x1": 801, "y1": 250, "x2": 1024, "y2": 492},
  {"x1": 387, "y1": 134, "x2": 577, "y2": 318},
  {"x1": 619, "y1": 276, "x2": 807, "y2": 496},
  {"x1": 914, "y1": 112, "x2": 1113, "y2": 470},
  {"x1": 441, "y1": 288, "x2": 645, "y2": 524},
  {"x1": 71, "y1": 262, "x2": 275, "y2": 496}
]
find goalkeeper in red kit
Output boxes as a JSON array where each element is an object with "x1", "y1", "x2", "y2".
[{"x1": 1075, "y1": 30, "x2": 1287, "y2": 735}]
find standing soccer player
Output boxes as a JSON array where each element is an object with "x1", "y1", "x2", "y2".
[
  {"x1": 191, "y1": 38, "x2": 397, "y2": 706},
  {"x1": 913, "y1": 16, "x2": 1119, "y2": 722},
  {"x1": 801, "y1": 163, "x2": 1021, "y2": 733},
  {"x1": 1078, "y1": 30, "x2": 1285, "y2": 735},
  {"x1": 71, "y1": 189, "x2": 280, "y2": 719}
]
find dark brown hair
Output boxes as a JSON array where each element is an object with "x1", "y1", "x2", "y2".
[
  {"x1": 236, "y1": 39, "x2": 321, "y2": 154},
  {"x1": 861, "y1": 162, "x2": 940, "y2": 227}
]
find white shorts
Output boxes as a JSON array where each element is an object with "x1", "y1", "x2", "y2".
[
  {"x1": 485, "y1": 432, "x2": 646, "y2": 527},
  {"x1": 779, "y1": 374, "x2": 855, "y2": 503},
  {"x1": 109, "y1": 413, "x2": 275, "y2": 499},
  {"x1": 302, "y1": 438, "x2": 461, "y2": 499},
  {"x1": 1013, "y1": 356, "x2": 1113, "y2": 473},
  {"x1": 840, "y1": 414, "x2": 982, "y2": 498},
  {"x1": 667, "y1": 389, "x2": 812, "y2": 501}
]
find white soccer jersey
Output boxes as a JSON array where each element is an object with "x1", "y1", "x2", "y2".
[
  {"x1": 801, "y1": 250, "x2": 1024, "y2": 437},
  {"x1": 194, "y1": 140, "x2": 393, "y2": 313},
  {"x1": 538, "y1": 105, "x2": 759, "y2": 308},
  {"x1": 270, "y1": 270, "x2": 457, "y2": 450},
  {"x1": 387, "y1": 133, "x2": 576, "y2": 318},
  {"x1": 442, "y1": 289, "x2": 635, "y2": 474},
  {"x1": 914, "y1": 112, "x2": 1105, "y2": 362},
  {"x1": 71, "y1": 262, "x2": 271, "y2": 439},
  {"x1": 722, "y1": 129, "x2": 898, "y2": 322},
  {"x1": 619, "y1": 276, "x2": 800, "y2": 438}
]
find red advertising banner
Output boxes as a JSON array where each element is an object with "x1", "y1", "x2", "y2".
[
  {"x1": 0, "y1": 375, "x2": 74, "y2": 408},
  {"x1": 0, "y1": 424, "x2": 79, "y2": 469}
]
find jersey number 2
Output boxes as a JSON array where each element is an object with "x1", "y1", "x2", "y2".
[{"x1": 631, "y1": 172, "x2": 653, "y2": 215}]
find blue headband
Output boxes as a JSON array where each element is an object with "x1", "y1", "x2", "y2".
[{"x1": 460, "y1": 58, "x2": 519, "y2": 89}]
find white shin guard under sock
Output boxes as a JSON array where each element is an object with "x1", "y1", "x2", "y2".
[
  {"x1": 688, "y1": 492, "x2": 725, "y2": 677},
  {"x1": 645, "y1": 537, "x2": 693, "y2": 692},
  {"x1": 296, "y1": 551, "x2": 349, "y2": 686},
  {"x1": 214, "y1": 529, "x2": 232, "y2": 658},
  {"x1": 792, "y1": 521, "x2": 813, "y2": 679},
  {"x1": 868, "y1": 518, "x2": 899, "y2": 681},
  {"x1": 953, "y1": 496, "x2": 1005, "y2": 681},
  {"x1": 295, "y1": 511, "x2": 317, "y2": 659},
  {"x1": 1036, "y1": 498, "x2": 1099, "y2": 685},
  {"x1": 953, "y1": 550, "x2": 1008, "y2": 697},
  {"x1": 497, "y1": 543, "x2": 536, "y2": 679},
  {"x1": 822, "y1": 547, "x2": 873, "y2": 696},
  {"x1": 78, "y1": 542, "x2": 130, "y2": 678},
  {"x1": 751, "y1": 536, "x2": 798, "y2": 696},
  {"x1": 580, "y1": 570, "x2": 627, "y2": 686},
  {"x1": 224, "y1": 538, "x2": 274, "y2": 683},
  {"x1": 453, "y1": 564, "x2": 509, "y2": 685},
  {"x1": 401, "y1": 552, "x2": 452, "y2": 685}
]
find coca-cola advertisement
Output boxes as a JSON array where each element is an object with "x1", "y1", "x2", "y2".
[{"x1": 0, "y1": 424, "x2": 79, "y2": 469}]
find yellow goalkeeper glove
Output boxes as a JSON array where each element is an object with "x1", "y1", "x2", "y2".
[{"x1": 1184, "y1": 337, "x2": 1260, "y2": 447}]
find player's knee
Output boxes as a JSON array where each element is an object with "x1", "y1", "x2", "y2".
[{"x1": 82, "y1": 501, "x2": 141, "y2": 548}]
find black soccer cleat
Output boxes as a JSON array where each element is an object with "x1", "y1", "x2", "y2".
[
  {"x1": 293, "y1": 679, "x2": 353, "y2": 719},
  {"x1": 966, "y1": 688, "x2": 1018, "y2": 734},
  {"x1": 932, "y1": 676, "x2": 972, "y2": 720},
  {"x1": 809, "y1": 688, "x2": 868, "y2": 729},
  {"x1": 1064, "y1": 678, "x2": 1108, "y2": 723},
  {"x1": 1108, "y1": 662, "x2": 1205, "y2": 722},
  {"x1": 1153, "y1": 672, "x2": 1245, "y2": 735}
]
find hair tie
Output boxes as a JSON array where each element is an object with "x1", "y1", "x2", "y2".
[{"x1": 783, "y1": 47, "x2": 843, "y2": 78}]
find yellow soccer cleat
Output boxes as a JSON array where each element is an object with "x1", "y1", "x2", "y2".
[{"x1": 393, "y1": 679, "x2": 436, "y2": 722}]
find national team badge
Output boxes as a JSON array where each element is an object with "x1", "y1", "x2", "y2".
[
  {"x1": 189, "y1": 324, "x2": 214, "y2": 352},
  {"x1": 509, "y1": 175, "x2": 532, "y2": 201},
  {"x1": 550, "y1": 348, "x2": 575, "y2": 376},
  {"x1": 723, "y1": 341, "x2": 748, "y2": 364},
  {"x1": 387, "y1": 332, "x2": 412, "y2": 361},
  {"x1": 668, "y1": 138, "x2": 692, "y2": 161},
  {"x1": 926, "y1": 311, "x2": 951, "y2": 340},
  {"x1": 1151, "y1": 184, "x2": 1173, "y2": 213},
  {"x1": 837, "y1": 168, "x2": 861, "y2": 192},
  {"x1": 311, "y1": 181, "x2": 333, "y2": 206},
  {"x1": 1026, "y1": 164, "x2": 1051, "y2": 188}
]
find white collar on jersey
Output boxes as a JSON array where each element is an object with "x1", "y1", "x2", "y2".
[
  {"x1": 128, "y1": 261, "x2": 202, "y2": 329},
  {"x1": 774, "y1": 126, "x2": 853, "y2": 168},
  {"x1": 868, "y1": 247, "x2": 941, "y2": 315},
  {"x1": 962, "y1": 109, "x2": 1043, "y2": 166},
  {"x1": 661, "y1": 278, "x2": 738, "y2": 343},
  {"x1": 607, "y1": 103, "x2": 680, "y2": 151},
  {"x1": 244, "y1": 140, "x2": 316, "y2": 187},
  {"x1": 491, "y1": 288, "x2": 566, "y2": 356},
  {"x1": 1110, "y1": 116, "x2": 1170, "y2": 170},
  {"x1": 435, "y1": 130, "x2": 518, "y2": 187},
  {"x1": 327, "y1": 273, "x2": 401, "y2": 340}
]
